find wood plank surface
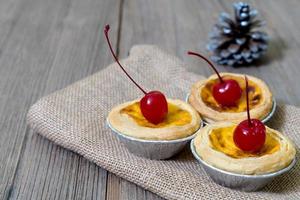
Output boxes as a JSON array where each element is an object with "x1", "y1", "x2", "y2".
[
  {"x1": 0, "y1": 0, "x2": 120, "y2": 199},
  {"x1": 1, "y1": 0, "x2": 300, "y2": 199},
  {"x1": 119, "y1": 0, "x2": 300, "y2": 106}
]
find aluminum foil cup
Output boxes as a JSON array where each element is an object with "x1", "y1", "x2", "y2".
[
  {"x1": 107, "y1": 119, "x2": 204, "y2": 160},
  {"x1": 190, "y1": 140, "x2": 296, "y2": 191},
  {"x1": 185, "y1": 93, "x2": 277, "y2": 124}
]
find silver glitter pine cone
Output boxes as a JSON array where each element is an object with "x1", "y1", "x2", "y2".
[{"x1": 207, "y1": 2, "x2": 269, "y2": 66}]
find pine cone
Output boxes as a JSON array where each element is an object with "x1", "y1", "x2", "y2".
[{"x1": 207, "y1": 2, "x2": 269, "y2": 66}]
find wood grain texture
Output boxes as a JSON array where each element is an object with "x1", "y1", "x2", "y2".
[
  {"x1": 119, "y1": 0, "x2": 300, "y2": 106},
  {"x1": 1, "y1": 0, "x2": 300, "y2": 199},
  {"x1": 0, "y1": 0, "x2": 120, "y2": 199}
]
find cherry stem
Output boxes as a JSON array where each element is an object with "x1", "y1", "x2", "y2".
[
  {"x1": 187, "y1": 51, "x2": 224, "y2": 83},
  {"x1": 245, "y1": 76, "x2": 252, "y2": 127},
  {"x1": 104, "y1": 24, "x2": 147, "y2": 95}
]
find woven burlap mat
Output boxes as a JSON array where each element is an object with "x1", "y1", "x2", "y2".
[{"x1": 27, "y1": 45, "x2": 300, "y2": 200}]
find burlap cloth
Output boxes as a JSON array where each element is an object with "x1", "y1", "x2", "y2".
[{"x1": 27, "y1": 45, "x2": 300, "y2": 200}]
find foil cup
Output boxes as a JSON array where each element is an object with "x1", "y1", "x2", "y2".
[
  {"x1": 107, "y1": 119, "x2": 204, "y2": 160},
  {"x1": 185, "y1": 93, "x2": 277, "y2": 124},
  {"x1": 190, "y1": 140, "x2": 296, "y2": 191}
]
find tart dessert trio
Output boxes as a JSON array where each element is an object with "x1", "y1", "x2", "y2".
[{"x1": 104, "y1": 24, "x2": 296, "y2": 191}]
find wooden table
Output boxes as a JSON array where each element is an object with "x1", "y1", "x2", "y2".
[{"x1": 1, "y1": 0, "x2": 300, "y2": 199}]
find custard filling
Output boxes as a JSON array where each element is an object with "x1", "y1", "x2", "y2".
[
  {"x1": 200, "y1": 75, "x2": 263, "y2": 112},
  {"x1": 209, "y1": 126, "x2": 280, "y2": 159},
  {"x1": 120, "y1": 102, "x2": 192, "y2": 128}
]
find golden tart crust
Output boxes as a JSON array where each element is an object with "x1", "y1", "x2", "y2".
[
  {"x1": 194, "y1": 122, "x2": 296, "y2": 175},
  {"x1": 189, "y1": 73, "x2": 273, "y2": 123},
  {"x1": 108, "y1": 99, "x2": 201, "y2": 140}
]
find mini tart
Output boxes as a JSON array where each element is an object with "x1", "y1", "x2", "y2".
[
  {"x1": 189, "y1": 73, "x2": 273, "y2": 123},
  {"x1": 108, "y1": 99, "x2": 201, "y2": 140},
  {"x1": 194, "y1": 122, "x2": 296, "y2": 175}
]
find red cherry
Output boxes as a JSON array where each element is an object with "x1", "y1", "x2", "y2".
[
  {"x1": 187, "y1": 51, "x2": 242, "y2": 106},
  {"x1": 234, "y1": 119, "x2": 266, "y2": 152},
  {"x1": 104, "y1": 24, "x2": 168, "y2": 124},
  {"x1": 213, "y1": 79, "x2": 242, "y2": 106},
  {"x1": 233, "y1": 76, "x2": 266, "y2": 152},
  {"x1": 140, "y1": 91, "x2": 168, "y2": 124}
]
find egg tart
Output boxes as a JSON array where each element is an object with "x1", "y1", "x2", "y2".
[
  {"x1": 108, "y1": 99, "x2": 201, "y2": 140},
  {"x1": 194, "y1": 122, "x2": 296, "y2": 175},
  {"x1": 189, "y1": 73, "x2": 273, "y2": 123}
]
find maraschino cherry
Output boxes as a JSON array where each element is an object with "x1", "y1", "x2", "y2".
[
  {"x1": 233, "y1": 76, "x2": 266, "y2": 152},
  {"x1": 187, "y1": 51, "x2": 242, "y2": 107},
  {"x1": 104, "y1": 24, "x2": 168, "y2": 124}
]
